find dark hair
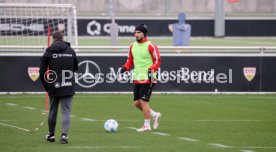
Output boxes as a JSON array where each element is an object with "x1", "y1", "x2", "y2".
[{"x1": 52, "y1": 31, "x2": 63, "y2": 41}]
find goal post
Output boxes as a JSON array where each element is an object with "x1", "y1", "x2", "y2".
[
  {"x1": 0, "y1": 3, "x2": 78, "y2": 47},
  {"x1": 0, "y1": 3, "x2": 78, "y2": 112}
]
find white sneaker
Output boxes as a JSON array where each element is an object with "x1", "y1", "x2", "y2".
[
  {"x1": 45, "y1": 133, "x2": 55, "y2": 142},
  {"x1": 153, "y1": 112, "x2": 161, "y2": 130},
  {"x1": 60, "y1": 134, "x2": 68, "y2": 144},
  {"x1": 136, "y1": 125, "x2": 151, "y2": 132}
]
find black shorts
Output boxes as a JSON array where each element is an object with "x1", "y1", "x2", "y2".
[{"x1": 133, "y1": 84, "x2": 155, "y2": 102}]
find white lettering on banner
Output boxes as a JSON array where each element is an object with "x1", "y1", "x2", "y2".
[
  {"x1": 43, "y1": 59, "x2": 233, "y2": 88},
  {"x1": 86, "y1": 20, "x2": 136, "y2": 35},
  {"x1": 0, "y1": 24, "x2": 44, "y2": 32},
  {"x1": 103, "y1": 24, "x2": 135, "y2": 34},
  {"x1": 118, "y1": 25, "x2": 135, "y2": 33},
  {"x1": 87, "y1": 20, "x2": 101, "y2": 36},
  {"x1": 0, "y1": 24, "x2": 10, "y2": 31},
  {"x1": 106, "y1": 67, "x2": 232, "y2": 84},
  {"x1": 174, "y1": 68, "x2": 231, "y2": 84},
  {"x1": 177, "y1": 68, "x2": 215, "y2": 83},
  {"x1": 103, "y1": 24, "x2": 110, "y2": 34}
]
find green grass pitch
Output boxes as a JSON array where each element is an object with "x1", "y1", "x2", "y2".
[
  {"x1": 78, "y1": 37, "x2": 276, "y2": 46},
  {"x1": 0, "y1": 37, "x2": 275, "y2": 46},
  {"x1": 0, "y1": 94, "x2": 276, "y2": 152}
]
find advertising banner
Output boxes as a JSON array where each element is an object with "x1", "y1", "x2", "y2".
[
  {"x1": 78, "y1": 19, "x2": 213, "y2": 36},
  {"x1": 0, "y1": 55, "x2": 275, "y2": 92},
  {"x1": 79, "y1": 19, "x2": 276, "y2": 37},
  {"x1": 1, "y1": 18, "x2": 275, "y2": 37}
]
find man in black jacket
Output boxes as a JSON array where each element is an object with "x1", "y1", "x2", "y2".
[{"x1": 39, "y1": 31, "x2": 78, "y2": 144}]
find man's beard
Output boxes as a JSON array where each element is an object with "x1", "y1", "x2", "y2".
[{"x1": 136, "y1": 37, "x2": 143, "y2": 42}]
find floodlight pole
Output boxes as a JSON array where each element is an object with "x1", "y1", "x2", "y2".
[
  {"x1": 109, "y1": 0, "x2": 118, "y2": 46},
  {"x1": 0, "y1": 0, "x2": 3, "y2": 15},
  {"x1": 214, "y1": 0, "x2": 225, "y2": 37},
  {"x1": 274, "y1": 0, "x2": 276, "y2": 14}
]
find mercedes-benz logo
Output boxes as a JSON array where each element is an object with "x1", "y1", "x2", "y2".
[{"x1": 76, "y1": 60, "x2": 101, "y2": 88}]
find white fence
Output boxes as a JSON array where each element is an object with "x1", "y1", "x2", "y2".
[{"x1": 0, "y1": 46, "x2": 276, "y2": 55}]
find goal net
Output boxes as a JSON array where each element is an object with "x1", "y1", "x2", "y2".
[{"x1": 0, "y1": 3, "x2": 78, "y2": 47}]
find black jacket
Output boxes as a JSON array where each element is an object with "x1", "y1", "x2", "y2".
[{"x1": 39, "y1": 41, "x2": 78, "y2": 97}]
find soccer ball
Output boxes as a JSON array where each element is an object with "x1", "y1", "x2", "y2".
[{"x1": 104, "y1": 119, "x2": 118, "y2": 132}]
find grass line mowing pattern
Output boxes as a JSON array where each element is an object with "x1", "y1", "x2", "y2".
[
  {"x1": 0, "y1": 94, "x2": 275, "y2": 152},
  {"x1": 78, "y1": 37, "x2": 276, "y2": 46}
]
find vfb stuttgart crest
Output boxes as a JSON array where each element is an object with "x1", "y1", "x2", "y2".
[
  {"x1": 28, "y1": 67, "x2": 40, "y2": 81},
  {"x1": 243, "y1": 67, "x2": 256, "y2": 82}
]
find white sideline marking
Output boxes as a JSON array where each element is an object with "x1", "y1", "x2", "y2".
[
  {"x1": 0, "y1": 120, "x2": 16, "y2": 122},
  {"x1": 70, "y1": 115, "x2": 76, "y2": 117},
  {"x1": 196, "y1": 120, "x2": 262, "y2": 122},
  {"x1": 240, "y1": 146, "x2": 276, "y2": 149},
  {"x1": 115, "y1": 120, "x2": 140, "y2": 122},
  {"x1": 126, "y1": 127, "x2": 138, "y2": 130},
  {"x1": 80, "y1": 118, "x2": 96, "y2": 122},
  {"x1": 209, "y1": 143, "x2": 232, "y2": 148},
  {"x1": 5, "y1": 103, "x2": 17, "y2": 106},
  {"x1": 41, "y1": 113, "x2": 47, "y2": 115},
  {"x1": 67, "y1": 146, "x2": 142, "y2": 149},
  {"x1": 79, "y1": 119, "x2": 139, "y2": 122},
  {"x1": 151, "y1": 132, "x2": 170, "y2": 136},
  {"x1": 0, "y1": 122, "x2": 30, "y2": 132},
  {"x1": 23, "y1": 106, "x2": 36, "y2": 110},
  {"x1": 179, "y1": 137, "x2": 199, "y2": 142},
  {"x1": 82, "y1": 119, "x2": 140, "y2": 122},
  {"x1": 127, "y1": 127, "x2": 170, "y2": 136},
  {"x1": 240, "y1": 150, "x2": 255, "y2": 152}
]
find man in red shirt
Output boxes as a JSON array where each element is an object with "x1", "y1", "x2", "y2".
[{"x1": 120, "y1": 24, "x2": 161, "y2": 132}]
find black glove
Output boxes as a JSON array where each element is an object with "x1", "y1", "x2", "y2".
[{"x1": 120, "y1": 67, "x2": 126, "y2": 73}]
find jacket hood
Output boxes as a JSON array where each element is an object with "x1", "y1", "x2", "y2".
[{"x1": 47, "y1": 41, "x2": 70, "y2": 53}]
